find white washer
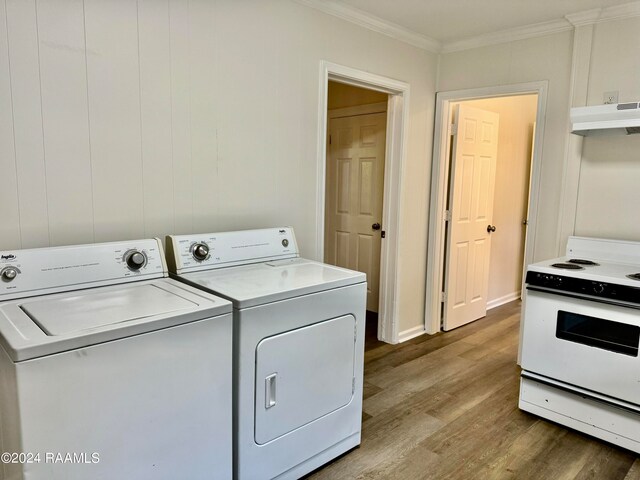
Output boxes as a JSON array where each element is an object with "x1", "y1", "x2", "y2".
[
  {"x1": 166, "y1": 227, "x2": 366, "y2": 480},
  {"x1": 0, "y1": 239, "x2": 233, "y2": 480}
]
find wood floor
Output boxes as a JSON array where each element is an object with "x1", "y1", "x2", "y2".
[{"x1": 307, "y1": 301, "x2": 640, "y2": 480}]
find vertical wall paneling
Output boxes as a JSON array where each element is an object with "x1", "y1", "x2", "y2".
[
  {"x1": 36, "y1": 0, "x2": 94, "y2": 246},
  {"x1": 214, "y1": 2, "x2": 277, "y2": 230},
  {"x1": 0, "y1": 0, "x2": 439, "y2": 334},
  {"x1": 84, "y1": 0, "x2": 144, "y2": 242},
  {"x1": 188, "y1": 0, "x2": 219, "y2": 232},
  {"x1": 138, "y1": 0, "x2": 174, "y2": 239},
  {"x1": 168, "y1": 0, "x2": 192, "y2": 235},
  {"x1": 0, "y1": 0, "x2": 21, "y2": 250},
  {"x1": 5, "y1": 0, "x2": 49, "y2": 248}
]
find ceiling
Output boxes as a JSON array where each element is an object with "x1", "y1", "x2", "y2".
[{"x1": 335, "y1": 0, "x2": 636, "y2": 44}]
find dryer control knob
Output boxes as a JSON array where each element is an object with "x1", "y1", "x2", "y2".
[
  {"x1": 192, "y1": 243, "x2": 209, "y2": 261},
  {"x1": 1, "y1": 267, "x2": 18, "y2": 282},
  {"x1": 126, "y1": 251, "x2": 146, "y2": 271}
]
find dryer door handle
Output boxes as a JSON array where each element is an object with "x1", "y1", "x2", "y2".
[{"x1": 265, "y1": 373, "x2": 277, "y2": 409}]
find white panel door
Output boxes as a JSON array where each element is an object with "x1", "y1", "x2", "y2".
[
  {"x1": 443, "y1": 104, "x2": 499, "y2": 331},
  {"x1": 325, "y1": 112, "x2": 386, "y2": 312}
]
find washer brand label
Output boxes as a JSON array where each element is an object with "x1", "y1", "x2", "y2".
[{"x1": 1, "y1": 254, "x2": 16, "y2": 261}]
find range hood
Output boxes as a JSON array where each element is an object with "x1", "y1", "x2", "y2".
[{"x1": 571, "y1": 102, "x2": 640, "y2": 136}]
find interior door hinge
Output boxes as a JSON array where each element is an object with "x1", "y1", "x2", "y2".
[
  {"x1": 449, "y1": 122, "x2": 458, "y2": 136},
  {"x1": 444, "y1": 210, "x2": 451, "y2": 222},
  {"x1": 329, "y1": 134, "x2": 332, "y2": 145},
  {"x1": 441, "y1": 291, "x2": 447, "y2": 303}
]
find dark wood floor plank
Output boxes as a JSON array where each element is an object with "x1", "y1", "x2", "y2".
[
  {"x1": 573, "y1": 445, "x2": 637, "y2": 480},
  {"x1": 624, "y1": 460, "x2": 640, "y2": 480},
  {"x1": 308, "y1": 411, "x2": 444, "y2": 480},
  {"x1": 307, "y1": 301, "x2": 639, "y2": 480}
]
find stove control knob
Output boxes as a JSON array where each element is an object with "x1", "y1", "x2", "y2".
[
  {"x1": 593, "y1": 283, "x2": 605, "y2": 294},
  {"x1": 1, "y1": 267, "x2": 18, "y2": 282},
  {"x1": 125, "y1": 251, "x2": 147, "y2": 271},
  {"x1": 192, "y1": 243, "x2": 210, "y2": 261}
]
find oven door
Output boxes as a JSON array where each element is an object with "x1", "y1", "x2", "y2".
[{"x1": 521, "y1": 288, "x2": 640, "y2": 405}]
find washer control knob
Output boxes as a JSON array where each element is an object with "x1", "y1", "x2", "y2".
[
  {"x1": 593, "y1": 283, "x2": 605, "y2": 294},
  {"x1": 192, "y1": 243, "x2": 209, "y2": 261},
  {"x1": 126, "y1": 251, "x2": 146, "y2": 271},
  {"x1": 1, "y1": 267, "x2": 18, "y2": 282}
]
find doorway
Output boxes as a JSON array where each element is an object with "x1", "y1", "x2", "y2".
[
  {"x1": 425, "y1": 82, "x2": 548, "y2": 334},
  {"x1": 325, "y1": 81, "x2": 388, "y2": 319},
  {"x1": 316, "y1": 61, "x2": 410, "y2": 344}
]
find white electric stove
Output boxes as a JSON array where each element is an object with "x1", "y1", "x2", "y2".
[
  {"x1": 519, "y1": 236, "x2": 640, "y2": 453},
  {"x1": 0, "y1": 239, "x2": 233, "y2": 480}
]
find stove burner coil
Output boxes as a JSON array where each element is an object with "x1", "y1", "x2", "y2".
[
  {"x1": 567, "y1": 259, "x2": 599, "y2": 266},
  {"x1": 550, "y1": 263, "x2": 584, "y2": 270},
  {"x1": 626, "y1": 273, "x2": 640, "y2": 281}
]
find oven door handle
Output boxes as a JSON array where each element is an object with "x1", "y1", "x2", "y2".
[{"x1": 526, "y1": 286, "x2": 640, "y2": 311}]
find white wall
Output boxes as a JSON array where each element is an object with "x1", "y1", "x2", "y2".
[
  {"x1": 438, "y1": 32, "x2": 574, "y2": 263},
  {"x1": 574, "y1": 16, "x2": 640, "y2": 241},
  {"x1": 0, "y1": 0, "x2": 437, "y2": 335},
  {"x1": 454, "y1": 95, "x2": 537, "y2": 305}
]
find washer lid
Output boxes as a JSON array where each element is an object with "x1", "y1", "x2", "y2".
[
  {"x1": 0, "y1": 278, "x2": 232, "y2": 362},
  {"x1": 179, "y1": 258, "x2": 366, "y2": 308},
  {"x1": 21, "y1": 285, "x2": 196, "y2": 336}
]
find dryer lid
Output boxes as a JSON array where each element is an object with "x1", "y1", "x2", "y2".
[{"x1": 180, "y1": 258, "x2": 366, "y2": 308}]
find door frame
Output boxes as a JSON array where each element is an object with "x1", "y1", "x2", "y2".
[
  {"x1": 316, "y1": 61, "x2": 410, "y2": 344},
  {"x1": 424, "y1": 81, "x2": 548, "y2": 334}
]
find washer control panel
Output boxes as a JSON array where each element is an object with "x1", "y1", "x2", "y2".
[
  {"x1": 167, "y1": 227, "x2": 299, "y2": 273},
  {"x1": 0, "y1": 238, "x2": 166, "y2": 302}
]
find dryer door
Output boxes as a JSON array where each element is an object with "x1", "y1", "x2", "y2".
[{"x1": 254, "y1": 314, "x2": 356, "y2": 445}]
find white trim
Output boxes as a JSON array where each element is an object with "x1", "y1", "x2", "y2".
[
  {"x1": 566, "y1": 2, "x2": 640, "y2": 26},
  {"x1": 294, "y1": 0, "x2": 441, "y2": 53},
  {"x1": 487, "y1": 291, "x2": 521, "y2": 310},
  {"x1": 328, "y1": 101, "x2": 387, "y2": 119},
  {"x1": 441, "y1": 19, "x2": 572, "y2": 53},
  {"x1": 296, "y1": 0, "x2": 640, "y2": 54},
  {"x1": 397, "y1": 325, "x2": 426, "y2": 343},
  {"x1": 555, "y1": 24, "x2": 594, "y2": 257},
  {"x1": 317, "y1": 61, "x2": 410, "y2": 344},
  {"x1": 565, "y1": 9, "x2": 603, "y2": 27},
  {"x1": 425, "y1": 81, "x2": 548, "y2": 335}
]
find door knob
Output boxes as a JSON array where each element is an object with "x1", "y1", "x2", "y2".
[
  {"x1": 372, "y1": 223, "x2": 381, "y2": 230},
  {"x1": 487, "y1": 225, "x2": 496, "y2": 233}
]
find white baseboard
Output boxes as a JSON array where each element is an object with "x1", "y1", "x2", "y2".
[
  {"x1": 487, "y1": 291, "x2": 521, "y2": 310},
  {"x1": 397, "y1": 325, "x2": 426, "y2": 343}
]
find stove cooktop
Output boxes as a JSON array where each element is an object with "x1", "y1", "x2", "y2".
[
  {"x1": 527, "y1": 236, "x2": 640, "y2": 288},
  {"x1": 528, "y1": 257, "x2": 640, "y2": 288}
]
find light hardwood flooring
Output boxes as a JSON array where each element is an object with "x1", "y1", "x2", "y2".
[{"x1": 307, "y1": 301, "x2": 640, "y2": 480}]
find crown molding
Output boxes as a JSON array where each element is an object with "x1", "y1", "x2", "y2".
[
  {"x1": 295, "y1": 0, "x2": 640, "y2": 55},
  {"x1": 293, "y1": 0, "x2": 441, "y2": 53},
  {"x1": 442, "y1": 1, "x2": 640, "y2": 53},
  {"x1": 565, "y1": 2, "x2": 640, "y2": 25},
  {"x1": 441, "y1": 19, "x2": 572, "y2": 54},
  {"x1": 593, "y1": 1, "x2": 640, "y2": 23},
  {"x1": 565, "y1": 8, "x2": 603, "y2": 26}
]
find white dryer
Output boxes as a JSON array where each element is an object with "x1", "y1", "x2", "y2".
[
  {"x1": 166, "y1": 227, "x2": 366, "y2": 480},
  {"x1": 0, "y1": 239, "x2": 233, "y2": 480}
]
